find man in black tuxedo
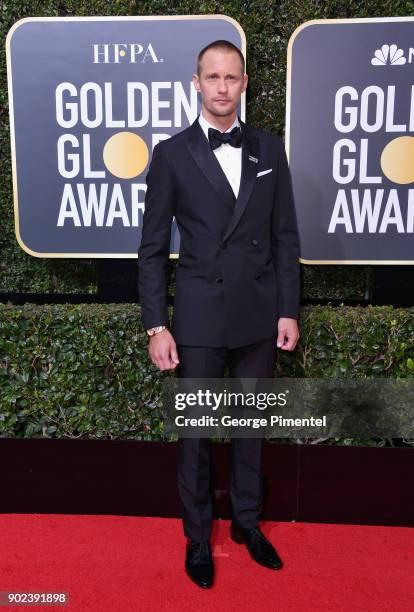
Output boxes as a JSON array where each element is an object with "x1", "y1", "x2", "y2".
[{"x1": 138, "y1": 40, "x2": 300, "y2": 589}]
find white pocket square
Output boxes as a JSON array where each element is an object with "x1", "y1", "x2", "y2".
[{"x1": 256, "y1": 169, "x2": 272, "y2": 177}]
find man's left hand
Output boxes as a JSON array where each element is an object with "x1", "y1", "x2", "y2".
[{"x1": 276, "y1": 317, "x2": 300, "y2": 351}]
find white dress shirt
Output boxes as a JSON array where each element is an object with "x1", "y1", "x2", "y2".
[{"x1": 198, "y1": 111, "x2": 242, "y2": 198}]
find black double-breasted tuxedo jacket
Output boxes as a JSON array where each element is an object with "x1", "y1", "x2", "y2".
[{"x1": 138, "y1": 115, "x2": 301, "y2": 349}]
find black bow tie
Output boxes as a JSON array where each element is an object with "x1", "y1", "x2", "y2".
[{"x1": 208, "y1": 126, "x2": 242, "y2": 150}]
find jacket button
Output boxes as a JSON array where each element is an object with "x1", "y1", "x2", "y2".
[
  {"x1": 215, "y1": 276, "x2": 223, "y2": 283},
  {"x1": 254, "y1": 273, "x2": 261, "y2": 280},
  {"x1": 251, "y1": 239, "x2": 258, "y2": 246}
]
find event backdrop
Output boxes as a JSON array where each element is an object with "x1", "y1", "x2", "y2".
[
  {"x1": 288, "y1": 17, "x2": 414, "y2": 264},
  {"x1": 6, "y1": 15, "x2": 245, "y2": 257},
  {"x1": 7, "y1": 14, "x2": 414, "y2": 265}
]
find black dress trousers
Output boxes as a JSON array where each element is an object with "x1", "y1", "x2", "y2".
[{"x1": 176, "y1": 336, "x2": 277, "y2": 542}]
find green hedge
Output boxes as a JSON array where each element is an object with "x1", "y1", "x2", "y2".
[
  {"x1": 3, "y1": 0, "x2": 413, "y2": 296},
  {"x1": 0, "y1": 303, "x2": 412, "y2": 443}
]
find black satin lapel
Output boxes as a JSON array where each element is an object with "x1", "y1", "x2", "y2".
[
  {"x1": 186, "y1": 122, "x2": 235, "y2": 209},
  {"x1": 222, "y1": 130, "x2": 259, "y2": 243}
]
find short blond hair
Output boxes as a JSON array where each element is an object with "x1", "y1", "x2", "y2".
[{"x1": 197, "y1": 39, "x2": 245, "y2": 76}]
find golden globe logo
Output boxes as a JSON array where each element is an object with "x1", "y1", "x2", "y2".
[
  {"x1": 6, "y1": 14, "x2": 244, "y2": 256},
  {"x1": 328, "y1": 84, "x2": 414, "y2": 234},
  {"x1": 54, "y1": 80, "x2": 198, "y2": 227}
]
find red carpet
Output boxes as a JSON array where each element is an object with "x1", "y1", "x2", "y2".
[{"x1": 0, "y1": 515, "x2": 413, "y2": 611}]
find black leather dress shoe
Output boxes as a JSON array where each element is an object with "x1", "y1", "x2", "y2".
[
  {"x1": 230, "y1": 523, "x2": 283, "y2": 570},
  {"x1": 185, "y1": 539, "x2": 214, "y2": 588}
]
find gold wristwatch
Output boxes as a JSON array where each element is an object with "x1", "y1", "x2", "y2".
[{"x1": 146, "y1": 325, "x2": 167, "y2": 336}]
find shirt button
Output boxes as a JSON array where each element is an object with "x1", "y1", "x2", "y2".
[
  {"x1": 215, "y1": 276, "x2": 223, "y2": 283},
  {"x1": 251, "y1": 239, "x2": 259, "y2": 246}
]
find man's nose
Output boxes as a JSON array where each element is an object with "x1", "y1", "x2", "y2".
[{"x1": 217, "y1": 79, "x2": 228, "y2": 92}]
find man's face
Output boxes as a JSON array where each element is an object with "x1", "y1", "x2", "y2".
[{"x1": 192, "y1": 48, "x2": 248, "y2": 118}]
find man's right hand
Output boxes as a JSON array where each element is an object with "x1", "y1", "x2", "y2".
[{"x1": 148, "y1": 329, "x2": 180, "y2": 371}]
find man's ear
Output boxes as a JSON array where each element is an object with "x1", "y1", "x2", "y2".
[
  {"x1": 242, "y1": 74, "x2": 248, "y2": 93},
  {"x1": 192, "y1": 73, "x2": 201, "y2": 92}
]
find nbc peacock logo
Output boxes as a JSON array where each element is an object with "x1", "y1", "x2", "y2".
[{"x1": 371, "y1": 44, "x2": 406, "y2": 66}]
